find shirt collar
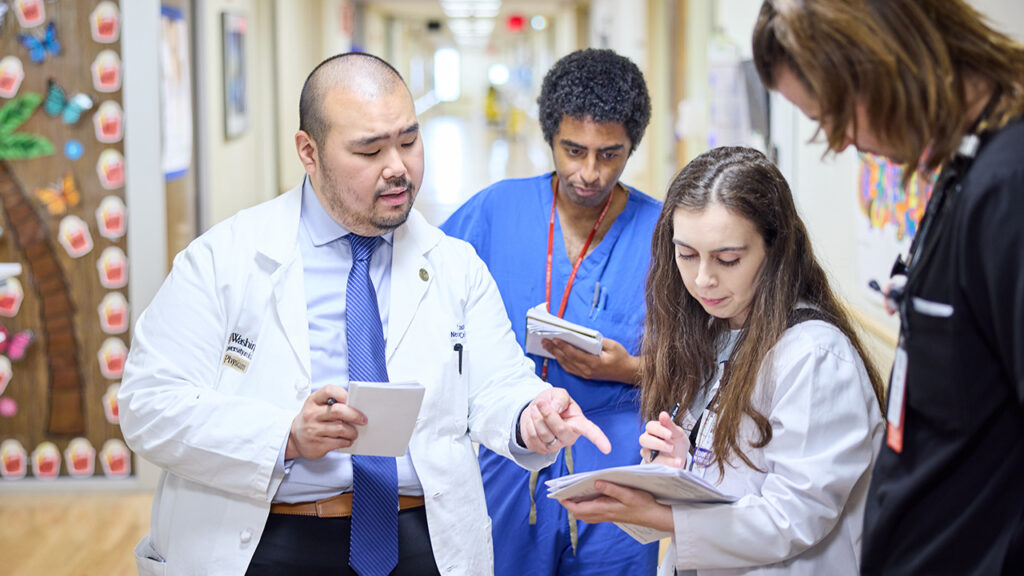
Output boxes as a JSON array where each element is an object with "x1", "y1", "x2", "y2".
[{"x1": 300, "y1": 176, "x2": 393, "y2": 247}]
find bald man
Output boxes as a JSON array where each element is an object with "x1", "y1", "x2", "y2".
[{"x1": 119, "y1": 52, "x2": 610, "y2": 576}]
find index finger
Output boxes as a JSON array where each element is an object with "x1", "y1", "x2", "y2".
[{"x1": 571, "y1": 417, "x2": 611, "y2": 454}]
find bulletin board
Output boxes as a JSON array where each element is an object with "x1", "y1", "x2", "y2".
[{"x1": 0, "y1": 0, "x2": 131, "y2": 482}]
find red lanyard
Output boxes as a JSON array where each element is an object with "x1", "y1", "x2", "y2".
[{"x1": 542, "y1": 178, "x2": 615, "y2": 379}]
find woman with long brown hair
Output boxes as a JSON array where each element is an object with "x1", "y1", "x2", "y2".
[
  {"x1": 561, "y1": 146, "x2": 884, "y2": 575},
  {"x1": 753, "y1": 1, "x2": 1024, "y2": 573}
]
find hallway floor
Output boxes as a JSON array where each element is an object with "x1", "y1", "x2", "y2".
[{"x1": 416, "y1": 106, "x2": 552, "y2": 226}]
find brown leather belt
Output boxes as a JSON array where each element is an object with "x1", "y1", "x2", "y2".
[{"x1": 270, "y1": 493, "x2": 425, "y2": 518}]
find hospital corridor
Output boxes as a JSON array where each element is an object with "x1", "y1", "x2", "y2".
[{"x1": 0, "y1": 1, "x2": 1023, "y2": 575}]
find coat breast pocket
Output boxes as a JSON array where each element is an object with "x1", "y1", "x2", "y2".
[{"x1": 904, "y1": 299, "x2": 969, "y2": 431}]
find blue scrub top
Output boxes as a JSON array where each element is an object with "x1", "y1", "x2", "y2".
[{"x1": 442, "y1": 173, "x2": 662, "y2": 414}]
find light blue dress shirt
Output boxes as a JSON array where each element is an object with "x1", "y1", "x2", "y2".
[{"x1": 273, "y1": 177, "x2": 423, "y2": 503}]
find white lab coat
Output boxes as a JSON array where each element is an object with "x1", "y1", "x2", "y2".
[
  {"x1": 660, "y1": 321, "x2": 884, "y2": 576},
  {"x1": 120, "y1": 185, "x2": 554, "y2": 575}
]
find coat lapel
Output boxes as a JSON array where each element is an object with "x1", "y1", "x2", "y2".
[
  {"x1": 387, "y1": 209, "x2": 442, "y2": 361},
  {"x1": 271, "y1": 256, "x2": 311, "y2": 379},
  {"x1": 254, "y1": 185, "x2": 312, "y2": 379}
]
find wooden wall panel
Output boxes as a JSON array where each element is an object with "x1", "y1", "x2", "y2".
[{"x1": 0, "y1": 0, "x2": 129, "y2": 481}]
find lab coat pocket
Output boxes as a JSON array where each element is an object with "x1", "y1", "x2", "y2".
[
  {"x1": 134, "y1": 536, "x2": 167, "y2": 576},
  {"x1": 904, "y1": 303, "x2": 968, "y2": 431}
]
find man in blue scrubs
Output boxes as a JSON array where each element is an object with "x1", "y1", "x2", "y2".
[{"x1": 442, "y1": 49, "x2": 660, "y2": 575}]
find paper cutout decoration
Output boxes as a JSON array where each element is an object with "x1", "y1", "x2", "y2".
[
  {"x1": 64, "y1": 437, "x2": 96, "y2": 478},
  {"x1": 96, "y1": 195, "x2": 126, "y2": 239},
  {"x1": 17, "y1": 20, "x2": 59, "y2": 63},
  {"x1": 97, "y1": 246, "x2": 127, "y2": 289},
  {"x1": 34, "y1": 170, "x2": 80, "y2": 215},
  {"x1": 93, "y1": 101, "x2": 123, "y2": 143},
  {"x1": 96, "y1": 149, "x2": 125, "y2": 189},
  {"x1": 0, "y1": 397, "x2": 16, "y2": 418},
  {"x1": 98, "y1": 337, "x2": 127, "y2": 379},
  {"x1": 0, "y1": 328, "x2": 34, "y2": 361},
  {"x1": 0, "y1": 356, "x2": 10, "y2": 395},
  {"x1": 0, "y1": 56, "x2": 25, "y2": 98},
  {"x1": 8, "y1": 331, "x2": 33, "y2": 360},
  {"x1": 31, "y1": 441, "x2": 60, "y2": 479},
  {"x1": 65, "y1": 139, "x2": 83, "y2": 160},
  {"x1": 44, "y1": 78, "x2": 93, "y2": 124},
  {"x1": 90, "y1": 1, "x2": 120, "y2": 44},
  {"x1": 1, "y1": 439, "x2": 27, "y2": 480},
  {"x1": 13, "y1": 0, "x2": 45, "y2": 29},
  {"x1": 102, "y1": 383, "x2": 119, "y2": 424},
  {"x1": 100, "y1": 439, "x2": 130, "y2": 478},
  {"x1": 91, "y1": 49, "x2": 122, "y2": 93},
  {"x1": 58, "y1": 215, "x2": 93, "y2": 258},
  {"x1": 0, "y1": 278, "x2": 24, "y2": 317},
  {"x1": 97, "y1": 292, "x2": 128, "y2": 334}
]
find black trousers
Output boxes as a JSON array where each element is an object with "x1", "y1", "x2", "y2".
[{"x1": 246, "y1": 507, "x2": 441, "y2": 576}]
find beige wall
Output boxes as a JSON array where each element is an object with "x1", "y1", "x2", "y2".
[
  {"x1": 274, "y1": 0, "x2": 354, "y2": 194},
  {"x1": 197, "y1": 0, "x2": 278, "y2": 229}
]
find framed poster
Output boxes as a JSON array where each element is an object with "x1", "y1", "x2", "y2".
[
  {"x1": 161, "y1": 5, "x2": 193, "y2": 178},
  {"x1": 221, "y1": 11, "x2": 247, "y2": 139}
]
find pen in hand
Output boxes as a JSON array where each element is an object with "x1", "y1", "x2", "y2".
[
  {"x1": 868, "y1": 279, "x2": 904, "y2": 305},
  {"x1": 648, "y1": 402, "x2": 681, "y2": 463}
]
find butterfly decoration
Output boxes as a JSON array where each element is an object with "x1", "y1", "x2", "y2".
[
  {"x1": 17, "y1": 21, "x2": 60, "y2": 64},
  {"x1": 34, "y1": 171, "x2": 80, "y2": 216},
  {"x1": 0, "y1": 325, "x2": 33, "y2": 361},
  {"x1": 44, "y1": 79, "x2": 93, "y2": 124}
]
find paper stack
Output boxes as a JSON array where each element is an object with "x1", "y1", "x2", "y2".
[
  {"x1": 546, "y1": 463, "x2": 736, "y2": 543},
  {"x1": 525, "y1": 303, "x2": 602, "y2": 359}
]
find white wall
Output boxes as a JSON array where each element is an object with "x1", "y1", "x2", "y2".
[{"x1": 972, "y1": 0, "x2": 1024, "y2": 41}]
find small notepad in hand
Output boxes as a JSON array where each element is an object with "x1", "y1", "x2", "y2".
[
  {"x1": 338, "y1": 381, "x2": 425, "y2": 457},
  {"x1": 525, "y1": 303, "x2": 603, "y2": 359}
]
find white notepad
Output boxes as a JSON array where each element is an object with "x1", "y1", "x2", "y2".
[
  {"x1": 525, "y1": 303, "x2": 603, "y2": 359},
  {"x1": 338, "y1": 381, "x2": 425, "y2": 457}
]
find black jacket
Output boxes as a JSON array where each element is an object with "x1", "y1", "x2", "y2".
[{"x1": 862, "y1": 117, "x2": 1024, "y2": 575}]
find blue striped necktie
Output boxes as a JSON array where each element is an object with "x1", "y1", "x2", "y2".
[{"x1": 346, "y1": 234, "x2": 398, "y2": 576}]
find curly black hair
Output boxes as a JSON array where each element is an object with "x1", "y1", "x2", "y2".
[{"x1": 537, "y1": 49, "x2": 651, "y2": 153}]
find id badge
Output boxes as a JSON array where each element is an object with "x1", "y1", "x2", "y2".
[{"x1": 886, "y1": 347, "x2": 908, "y2": 453}]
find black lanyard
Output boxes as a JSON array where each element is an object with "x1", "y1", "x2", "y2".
[{"x1": 894, "y1": 90, "x2": 1002, "y2": 344}]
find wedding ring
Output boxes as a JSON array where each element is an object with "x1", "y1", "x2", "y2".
[{"x1": 544, "y1": 438, "x2": 558, "y2": 447}]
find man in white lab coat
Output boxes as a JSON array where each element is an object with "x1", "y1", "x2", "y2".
[{"x1": 119, "y1": 52, "x2": 610, "y2": 576}]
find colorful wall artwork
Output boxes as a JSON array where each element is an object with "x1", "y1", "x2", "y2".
[{"x1": 856, "y1": 153, "x2": 936, "y2": 303}]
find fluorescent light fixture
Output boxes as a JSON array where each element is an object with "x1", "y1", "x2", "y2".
[
  {"x1": 488, "y1": 63, "x2": 510, "y2": 85},
  {"x1": 434, "y1": 48, "x2": 461, "y2": 102},
  {"x1": 441, "y1": 1, "x2": 501, "y2": 19}
]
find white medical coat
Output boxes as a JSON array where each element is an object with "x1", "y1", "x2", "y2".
[
  {"x1": 660, "y1": 321, "x2": 884, "y2": 576},
  {"x1": 120, "y1": 185, "x2": 554, "y2": 575}
]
